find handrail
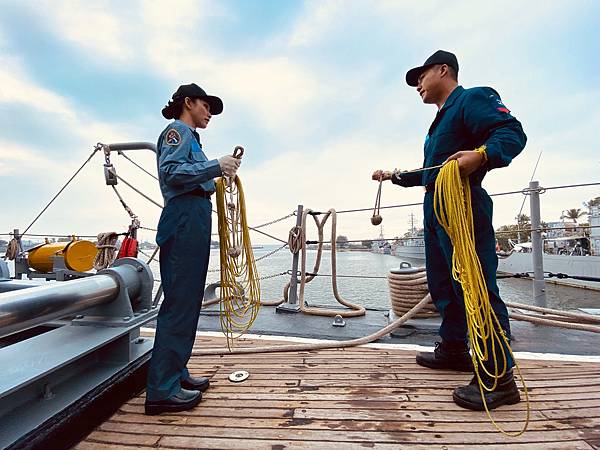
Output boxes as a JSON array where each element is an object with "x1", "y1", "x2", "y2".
[{"x1": 103, "y1": 142, "x2": 157, "y2": 153}]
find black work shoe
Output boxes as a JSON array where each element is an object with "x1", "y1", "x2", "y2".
[
  {"x1": 453, "y1": 369, "x2": 521, "y2": 411},
  {"x1": 144, "y1": 388, "x2": 202, "y2": 415},
  {"x1": 416, "y1": 341, "x2": 474, "y2": 372},
  {"x1": 181, "y1": 375, "x2": 210, "y2": 392}
]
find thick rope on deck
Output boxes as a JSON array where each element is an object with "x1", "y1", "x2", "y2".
[
  {"x1": 388, "y1": 267, "x2": 438, "y2": 318},
  {"x1": 508, "y1": 301, "x2": 600, "y2": 323},
  {"x1": 192, "y1": 293, "x2": 431, "y2": 356}
]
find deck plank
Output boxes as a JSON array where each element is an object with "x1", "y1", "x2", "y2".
[{"x1": 81, "y1": 334, "x2": 600, "y2": 449}]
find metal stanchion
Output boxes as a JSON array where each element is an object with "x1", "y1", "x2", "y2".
[{"x1": 529, "y1": 180, "x2": 547, "y2": 308}]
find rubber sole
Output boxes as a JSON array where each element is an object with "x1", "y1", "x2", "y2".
[
  {"x1": 144, "y1": 393, "x2": 202, "y2": 415},
  {"x1": 452, "y1": 390, "x2": 521, "y2": 411}
]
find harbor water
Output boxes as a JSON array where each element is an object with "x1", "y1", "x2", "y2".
[{"x1": 149, "y1": 246, "x2": 600, "y2": 311}]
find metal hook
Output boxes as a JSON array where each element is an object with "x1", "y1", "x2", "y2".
[{"x1": 233, "y1": 146, "x2": 244, "y2": 159}]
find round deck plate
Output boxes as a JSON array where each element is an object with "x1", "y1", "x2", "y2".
[{"x1": 228, "y1": 370, "x2": 250, "y2": 382}]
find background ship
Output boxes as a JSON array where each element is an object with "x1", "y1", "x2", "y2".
[
  {"x1": 392, "y1": 213, "x2": 425, "y2": 261},
  {"x1": 390, "y1": 209, "x2": 600, "y2": 290}
]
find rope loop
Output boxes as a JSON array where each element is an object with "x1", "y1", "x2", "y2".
[
  {"x1": 287, "y1": 226, "x2": 303, "y2": 254},
  {"x1": 93, "y1": 232, "x2": 119, "y2": 270},
  {"x1": 3, "y1": 238, "x2": 20, "y2": 261},
  {"x1": 288, "y1": 207, "x2": 366, "y2": 318}
]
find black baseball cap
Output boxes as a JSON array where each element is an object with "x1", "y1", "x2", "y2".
[
  {"x1": 162, "y1": 83, "x2": 223, "y2": 119},
  {"x1": 405, "y1": 50, "x2": 459, "y2": 87}
]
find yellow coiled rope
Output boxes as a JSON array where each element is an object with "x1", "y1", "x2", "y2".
[
  {"x1": 215, "y1": 152, "x2": 260, "y2": 350},
  {"x1": 433, "y1": 152, "x2": 530, "y2": 436}
]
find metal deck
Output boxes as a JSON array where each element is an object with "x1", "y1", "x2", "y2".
[{"x1": 191, "y1": 305, "x2": 600, "y2": 356}]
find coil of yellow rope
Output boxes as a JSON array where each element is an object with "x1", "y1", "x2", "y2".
[
  {"x1": 433, "y1": 153, "x2": 529, "y2": 436},
  {"x1": 215, "y1": 146, "x2": 261, "y2": 349}
]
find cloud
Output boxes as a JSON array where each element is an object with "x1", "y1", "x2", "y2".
[
  {"x1": 0, "y1": 141, "x2": 63, "y2": 175},
  {"x1": 0, "y1": 0, "x2": 598, "y2": 245},
  {"x1": 0, "y1": 49, "x2": 158, "y2": 237},
  {"x1": 0, "y1": 54, "x2": 141, "y2": 147},
  {"x1": 139, "y1": 0, "x2": 226, "y2": 30},
  {"x1": 288, "y1": 0, "x2": 346, "y2": 47},
  {"x1": 238, "y1": 130, "x2": 431, "y2": 244},
  {"x1": 0, "y1": 55, "x2": 74, "y2": 118},
  {"x1": 26, "y1": 0, "x2": 133, "y2": 62}
]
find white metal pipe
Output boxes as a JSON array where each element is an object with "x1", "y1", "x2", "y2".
[{"x1": 0, "y1": 275, "x2": 120, "y2": 338}]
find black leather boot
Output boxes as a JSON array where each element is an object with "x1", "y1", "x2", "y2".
[
  {"x1": 453, "y1": 369, "x2": 521, "y2": 411},
  {"x1": 416, "y1": 341, "x2": 474, "y2": 372},
  {"x1": 181, "y1": 375, "x2": 210, "y2": 392},
  {"x1": 145, "y1": 388, "x2": 202, "y2": 415}
]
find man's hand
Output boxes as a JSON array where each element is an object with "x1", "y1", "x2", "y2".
[
  {"x1": 444, "y1": 150, "x2": 485, "y2": 177},
  {"x1": 219, "y1": 155, "x2": 241, "y2": 177},
  {"x1": 372, "y1": 170, "x2": 393, "y2": 181}
]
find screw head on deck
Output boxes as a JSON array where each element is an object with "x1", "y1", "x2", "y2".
[{"x1": 228, "y1": 370, "x2": 250, "y2": 382}]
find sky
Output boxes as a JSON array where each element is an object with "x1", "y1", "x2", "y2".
[{"x1": 0, "y1": 0, "x2": 599, "y2": 245}]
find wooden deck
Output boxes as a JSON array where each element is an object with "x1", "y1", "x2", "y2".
[{"x1": 78, "y1": 334, "x2": 600, "y2": 449}]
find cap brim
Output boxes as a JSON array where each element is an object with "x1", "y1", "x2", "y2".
[
  {"x1": 405, "y1": 64, "x2": 431, "y2": 87},
  {"x1": 201, "y1": 95, "x2": 223, "y2": 115}
]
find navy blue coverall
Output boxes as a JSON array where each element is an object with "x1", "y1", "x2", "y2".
[
  {"x1": 146, "y1": 120, "x2": 222, "y2": 401},
  {"x1": 392, "y1": 86, "x2": 526, "y2": 369}
]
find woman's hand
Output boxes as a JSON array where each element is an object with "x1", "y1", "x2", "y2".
[{"x1": 219, "y1": 155, "x2": 241, "y2": 177}]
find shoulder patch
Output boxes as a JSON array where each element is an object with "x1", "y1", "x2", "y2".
[
  {"x1": 494, "y1": 98, "x2": 510, "y2": 114},
  {"x1": 165, "y1": 128, "x2": 181, "y2": 146}
]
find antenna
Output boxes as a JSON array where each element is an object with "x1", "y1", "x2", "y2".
[{"x1": 516, "y1": 150, "x2": 543, "y2": 243}]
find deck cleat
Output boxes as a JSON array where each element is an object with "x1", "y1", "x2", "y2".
[{"x1": 332, "y1": 314, "x2": 346, "y2": 327}]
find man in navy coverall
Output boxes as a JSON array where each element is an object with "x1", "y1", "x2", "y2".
[
  {"x1": 145, "y1": 83, "x2": 241, "y2": 415},
  {"x1": 373, "y1": 51, "x2": 526, "y2": 410}
]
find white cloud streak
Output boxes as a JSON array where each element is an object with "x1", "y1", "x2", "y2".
[{"x1": 0, "y1": 0, "x2": 597, "y2": 243}]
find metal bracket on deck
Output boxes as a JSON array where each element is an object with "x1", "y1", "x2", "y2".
[
  {"x1": 72, "y1": 258, "x2": 155, "y2": 327},
  {"x1": 332, "y1": 314, "x2": 346, "y2": 327}
]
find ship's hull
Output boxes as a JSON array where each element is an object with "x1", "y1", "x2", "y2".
[
  {"x1": 392, "y1": 245, "x2": 600, "y2": 290},
  {"x1": 497, "y1": 252, "x2": 600, "y2": 290},
  {"x1": 394, "y1": 245, "x2": 426, "y2": 261}
]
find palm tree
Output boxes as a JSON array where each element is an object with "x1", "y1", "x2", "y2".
[
  {"x1": 561, "y1": 208, "x2": 587, "y2": 223},
  {"x1": 516, "y1": 213, "x2": 530, "y2": 225},
  {"x1": 584, "y1": 197, "x2": 600, "y2": 208}
]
